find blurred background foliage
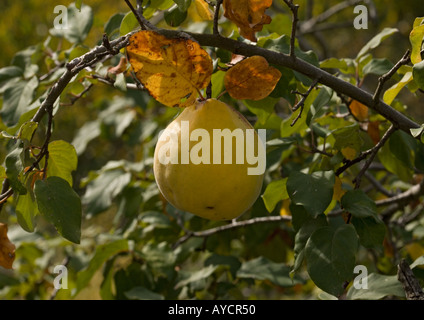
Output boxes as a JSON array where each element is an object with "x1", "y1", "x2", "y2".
[{"x1": 0, "y1": 0, "x2": 424, "y2": 300}]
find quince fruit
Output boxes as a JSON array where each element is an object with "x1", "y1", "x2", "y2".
[{"x1": 153, "y1": 98, "x2": 265, "y2": 221}]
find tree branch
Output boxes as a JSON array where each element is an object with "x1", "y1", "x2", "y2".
[
  {"x1": 213, "y1": 0, "x2": 223, "y2": 36},
  {"x1": 173, "y1": 215, "x2": 291, "y2": 249},
  {"x1": 283, "y1": 0, "x2": 299, "y2": 59},
  {"x1": 397, "y1": 259, "x2": 424, "y2": 300},
  {"x1": 373, "y1": 50, "x2": 411, "y2": 104},
  {"x1": 353, "y1": 125, "x2": 397, "y2": 188}
]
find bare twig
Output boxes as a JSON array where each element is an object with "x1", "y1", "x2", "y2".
[
  {"x1": 283, "y1": 0, "x2": 300, "y2": 59},
  {"x1": 363, "y1": 171, "x2": 394, "y2": 197},
  {"x1": 353, "y1": 125, "x2": 397, "y2": 188},
  {"x1": 124, "y1": 0, "x2": 146, "y2": 30},
  {"x1": 373, "y1": 50, "x2": 411, "y2": 104},
  {"x1": 290, "y1": 78, "x2": 319, "y2": 126},
  {"x1": 397, "y1": 259, "x2": 424, "y2": 300},
  {"x1": 376, "y1": 178, "x2": 424, "y2": 208},
  {"x1": 60, "y1": 83, "x2": 94, "y2": 107},
  {"x1": 173, "y1": 215, "x2": 290, "y2": 249},
  {"x1": 213, "y1": 0, "x2": 223, "y2": 36}
]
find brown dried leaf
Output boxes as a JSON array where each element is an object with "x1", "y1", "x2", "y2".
[
  {"x1": 367, "y1": 120, "x2": 381, "y2": 145},
  {"x1": 108, "y1": 57, "x2": 128, "y2": 75},
  {"x1": 126, "y1": 30, "x2": 213, "y2": 107},
  {"x1": 224, "y1": 55, "x2": 282, "y2": 100},
  {"x1": 0, "y1": 223, "x2": 15, "y2": 269},
  {"x1": 350, "y1": 100, "x2": 369, "y2": 121},
  {"x1": 223, "y1": 0, "x2": 272, "y2": 42}
]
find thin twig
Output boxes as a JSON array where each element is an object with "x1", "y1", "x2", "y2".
[
  {"x1": 124, "y1": 0, "x2": 146, "y2": 30},
  {"x1": 290, "y1": 78, "x2": 319, "y2": 126},
  {"x1": 283, "y1": 0, "x2": 300, "y2": 59},
  {"x1": 373, "y1": 50, "x2": 411, "y2": 104},
  {"x1": 173, "y1": 215, "x2": 290, "y2": 249},
  {"x1": 363, "y1": 171, "x2": 394, "y2": 197},
  {"x1": 60, "y1": 83, "x2": 94, "y2": 107},
  {"x1": 213, "y1": 0, "x2": 223, "y2": 36},
  {"x1": 353, "y1": 125, "x2": 397, "y2": 188}
]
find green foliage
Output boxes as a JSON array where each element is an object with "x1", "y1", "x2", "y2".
[{"x1": 0, "y1": 0, "x2": 424, "y2": 301}]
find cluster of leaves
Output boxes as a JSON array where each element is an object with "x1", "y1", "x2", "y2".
[{"x1": 0, "y1": 0, "x2": 424, "y2": 300}]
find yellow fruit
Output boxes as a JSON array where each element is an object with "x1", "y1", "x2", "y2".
[{"x1": 153, "y1": 99, "x2": 265, "y2": 221}]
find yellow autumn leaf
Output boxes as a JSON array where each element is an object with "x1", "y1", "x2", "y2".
[
  {"x1": 126, "y1": 30, "x2": 213, "y2": 108},
  {"x1": 367, "y1": 120, "x2": 380, "y2": 145},
  {"x1": 223, "y1": 0, "x2": 272, "y2": 42},
  {"x1": 350, "y1": 100, "x2": 369, "y2": 121},
  {"x1": 194, "y1": 0, "x2": 213, "y2": 21},
  {"x1": 332, "y1": 176, "x2": 346, "y2": 202},
  {"x1": 341, "y1": 146, "x2": 357, "y2": 160},
  {"x1": 279, "y1": 199, "x2": 291, "y2": 217},
  {"x1": 224, "y1": 55, "x2": 282, "y2": 100},
  {"x1": 0, "y1": 223, "x2": 15, "y2": 269}
]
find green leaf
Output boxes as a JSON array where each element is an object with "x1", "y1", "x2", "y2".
[
  {"x1": 346, "y1": 273, "x2": 405, "y2": 300},
  {"x1": 410, "y1": 23, "x2": 424, "y2": 65},
  {"x1": 76, "y1": 239, "x2": 129, "y2": 293},
  {"x1": 45, "y1": 140, "x2": 78, "y2": 186},
  {"x1": 173, "y1": 0, "x2": 191, "y2": 11},
  {"x1": 389, "y1": 131, "x2": 416, "y2": 170},
  {"x1": 332, "y1": 124, "x2": 363, "y2": 154},
  {"x1": 120, "y1": 11, "x2": 139, "y2": 36},
  {"x1": 305, "y1": 224, "x2": 359, "y2": 297},
  {"x1": 71, "y1": 120, "x2": 101, "y2": 155},
  {"x1": 49, "y1": 4, "x2": 93, "y2": 43},
  {"x1": 17, "y1": 121, "x2": 38, "y2": 142},
  {"x1": 237, "y1": 256, "x2": 302, "y2": 287},
  {"x1": 379, "y1": 139, "x2": 413, "y2": 182},
  {"x1": 351, "y1": 216, "x2": 386, "y2": 249},
  {"x1": 413, "y1": 60, "x2": 424, "y2": 90},
  {"x1": 34, "y1": 176, "x2": 81, "y2": 243},
  {"x1": 292, "y1": 213, "x2": 328, "y2": 273},
  {"x1": 205, "y1": 254, "x2": 241, "y2": 278},
  {"x1": 356, "y1": 27, "x2": 398, "y2": 59},
  {"x1": 124, "y1": 287, "x2": 164, "y2": 300},
  {"x1": 411, "y1": 255, "x2": 424, "y2": 269},
  {"x1": 410, "y1": 124, "x2": 424, "y2": 141},
  {"x1": 280, "y1": 88, "x2": 318, "y2": 138},
  {"x1": 164, "y1": 5, "x2": 188, "y2": 27},
  {"x1": 175, "y1": 265, "x2": 217, "y2": 289},
  {"x1": 261, "y1": 178, "x2": 288, "y2": 213},
  {"x1": 1, "y1": 77, "x2": 38, "y2": 127},
  {"x1": 15, "y1": 176, "x2": 39, "y2": 232},
  {"x1": 383, "y1": 71, "x2": 413, "y2": 105},
  {"x1": 75, "y1": 0, "x2": 83, "y2": 11},
  {"x1": 287, "y1": 171, "x2": 335, "y2": 218},
  {"x1": 0, "y1": 66, "x2": 23, "y2": 83},
  {"x1": 341, "y1": 189, "x2": 377, "y2": 218},
  {"x1": 82, "y1": 169, "x2": 132, "y2": 216},
  {"x1": 362, "y1": 58, "x2": 394, "y2": 76},
  {"x1": 307, "y1": 86, "x2": 333, "y2": 125},
  {"x1": 5, "y1": 142, "x2": 26, "y2": 195},
  {"x1": 104, "y1": 12, "x2": 126, "y2": 36},
  {"x1": 244, "y1": 97, "x2": 278, "y2": 126}
]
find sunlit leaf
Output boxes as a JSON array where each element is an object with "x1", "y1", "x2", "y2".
[
  {"x1": 0, "y1": 224, "x2": 16, "y2": 269},
  {"x1": 350, "y1": 100, "x2": 369, "y2": 121},
  {"x1": 356, "y1": 27, "x2": 398, "y2": 59},
  {"x1": 224, "y1": 56, "x2": 281, "y2": 100},
  {"x1": 223, "y1": 0, "x2": 272, "y2": 42},
  {"x1": 194, "y1": 0, "x2": 213, "y2": 21},
  {"x1": 126, "y1": 30, "x2": 213, "y2": 107},
  {"x1": 410, "y1": 23, "x2": 424, "y2": 65}
]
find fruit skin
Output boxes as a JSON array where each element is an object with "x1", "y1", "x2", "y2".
[{"x1": 153, "y1": 99, "x2": 264, "y2": 221}]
